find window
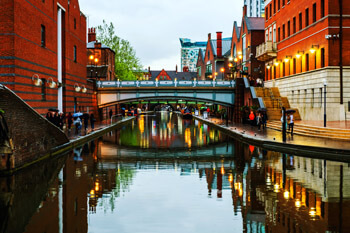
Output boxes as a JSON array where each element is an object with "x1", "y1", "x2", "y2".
[
  {"x1": 278, "y1": 27, "x2": 281, "y2": 41},
  {"x1": 321, "y1": 48, "x2": 325, "y2": 67},
  {"x1": 41, "y1": 25, "x2": 46, "y2": 47},
  {"x1": 287, "y1": 21, "x2": 290, "y2": 37},
  {"x1": 314, "y1": 51, "x2": 317, "y2": 69},
  {"x1": 74, "y1": 18, "x2": 76, "y2": 29},
  {"x1": 282, "y1": 24, "x2": 285, "y2": 39},
  {"x1": 73, "y1": 45, "x2": 77, "y2": 62},
  {"x1": 274, "y1": 0, "x2": 276, "y2": 14},
  {"x1": 305, "y1": 8, "x2": 309, "y2": 27},
  {"x1": 283, "y1": 62, "x2": 285, "y2": 76},
  {"x1": 282, "y1": 0, "x2": 285, "y2": 7},
  {"x1": 321, "y1": 0, "x2": 325, "y2": 18},
  {"x1": 306, "y1": 53, "x2": 309, "y2": 71},
  {"x1": 41, "y1": 78, "x2": 46, "y2": 101},
  {"x1": 270, "y1": 3, "x2": 272, "y2": 17},
  {"x1": 293, "y1": 58, "x2": 296, "y2": 74},
  {"x1": 311, "y1": 88, "x2": 315, "y2": 107},
  {"x1": 278, "y1": 0, "x2": 280, "y2": 11},
  {"x1": 266, "y1": 7, "x2": 269, "y2": 20},
  {"x1": 273, "y1": 66, "x2": 276, "y2": 79},
  {"x1": 299, "y1": 13, "x2": 302, "y2": 30},
  {"x1": 293, "y1": 17, "x2": 296, "y2": 34},
  {"x1": 313, "y1": 3, "x2": 317, "y2": 23}
]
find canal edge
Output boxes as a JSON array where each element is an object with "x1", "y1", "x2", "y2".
[
  {"x1": 193, "y1": 116, "x2": 350, "y2": 161},
  {"x1": 0, "y1": 117, "x2": 135, "y2": 176}
]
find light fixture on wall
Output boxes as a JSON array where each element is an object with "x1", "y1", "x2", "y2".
[
  {"x1": 74, "y1": 83, "x2": 81, "y2": 92},
  {"x1": 81, "y1": 85, "x2": 87, "y2": 93},
  {"x1": 266, "y1": 64, "x2": 271, "y2": 69},
  {"x1": 32, "y1": 74, "x2": 42, "y2": 86},
  {"x1": 47, "y1": 77, "x2": 57, "y2": 88},
  {"x1": 295, "y1": 51, "x2": 304, "y2": 59},
  {"x1": 310, "y1": 45, "x2": 319, "y2": 54},
  {"x1": 274, "y1": 59, "x2": 280, "y2": 66},
  {"x1": 284, "y1": 56, "x2": 292, "y2": 63}
]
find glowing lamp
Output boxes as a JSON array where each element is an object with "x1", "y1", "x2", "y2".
[
  {"x1": 284, "y1": 191, "x2": 290, "y2": 199},
  {"x1": 220, "y1": 68, "x2": 225, "y2": 73},
  {"x1": 238, "y1": 55, "x2": 243, "y2": 59},
  {"x1": 229, "y1": 56, "x2": 233, "y2": 61},
  {"x1": 32, "y1": 74, "x2": 42, "y2": 86},
  {"x1": 296, "y1": 51, "x2": 304, "y2": 59},
  {"x1": 295, "y1": 200, "x2": 301, "y2": 208},
  {"x1": 47, "y1": 77, "x2": 57, "y2": 88},
  {"x1": 89, "y1": 55, "x2": 94, "y2": 60},
  {"x1": 274, "y1": 60, "x2": 280, "y2": 66},
  {"x1": 94, "y1": 58, "x2": 99, "y2": 63},
  {"x1": 310, "y1": 45, "x2": 319, "y2": 54},
  {"x1": 228, "y1": 63, "x2": 233, "y2": 68},
  {"x1": 274, "y1": 184, "x2": 280, "y2": 192},
  {"x1": 81, "y1": 85, "x2": 87, "y2": 93},
  {"x1": 266, "y1": 65, "x2": 271, "y2": 69},
  {"x1": 234, "y1": 58, "x2": 238, "y2": 62},
  {"x1": 74, "y1": 83, "x2": 81, "y2": 92},
  {"x1": 309, "y1": 207, "x2": 316, "y2": 217}
]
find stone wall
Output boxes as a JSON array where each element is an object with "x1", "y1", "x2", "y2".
[
  {"x1": 265, "y1": 67, "x2": 350, "y2": 121},
  {"x1": 0, "y1": 84, "x2": 68, "y2": 170}
]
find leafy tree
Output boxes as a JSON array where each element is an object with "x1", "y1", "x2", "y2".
[{"x1": 97, "y1": 20, "x2": 142, "y2": 80}]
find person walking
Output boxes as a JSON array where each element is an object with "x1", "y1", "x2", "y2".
[
  {"x1": 256, "y1": 113, "x2": 262, "y2": 131},
  {"x1": 262, "y1": 112, "x2": 268, "y2": 129},
  {"x1": 109, "y1": 109, "x2": 113, "y2": 120},
  {"x1": 90, "y1": 113, "x2": 95, "y2": 131},
  {"x1": 249, "y1": 111, "x2": 255, "y2": 127},
  {"x1": 73, "y1": 117, "x2": 82, "y2": 135},
  {"x1": 206, "y1": 107, "x2": 210, "y2": 119},
  {"x1": 83, "y1": 112, "x2": 89, "y2": 132},
  {"x1": 58, "y1": 112, "x2": 65, "y2": 130},
  {"x1": 67, "y1": 112, "x2": 73, "y2": 132},
  {"x1": 288, "y1": 113, "x2": 294, "y2": 135}
]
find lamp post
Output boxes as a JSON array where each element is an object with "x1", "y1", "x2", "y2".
[{"x1": 323, "y1": 79, "x2": 327, "y2": 127}]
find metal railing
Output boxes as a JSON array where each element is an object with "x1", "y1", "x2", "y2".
[
  {"x1": 110, "y1": 114, "x2": 123, "y2": 125},
  {"x1": 256, "y1": 41, "x2": 277, "y2": 58},
  {"x1": 97, "y1": 80, "x2": 235, "y2": 89}
]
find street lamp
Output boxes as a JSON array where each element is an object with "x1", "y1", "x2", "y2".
[
  {"x1": 323, "y1": 78, "x2": 327, "y2": 127},
  {"x1": 220, "y1": 68, "x2": 225, "y2": 80}
]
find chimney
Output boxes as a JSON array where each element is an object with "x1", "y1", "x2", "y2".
[
  {"x1": 216, "y1": 32, "x2": 222, "y2": 58},
  {"x1": 88, "y1": 28, "x2": 96, "y2": 42},
  {"x1": 148, "y1": 66, "x2": 150, "y2": 73},
  {"x1": 208, "y1": 33, "x2": 211, "y2": 41},
  {"x1": 243, "y1": 5, "x2": 247, "y2": 17},
  {"x1": 176, "y1": 64, "x2": 178, "y2": 73}
]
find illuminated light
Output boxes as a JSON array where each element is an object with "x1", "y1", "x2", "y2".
[
  {"x1": 266, "y1": 65, "x2": 271, "y2": 69},
  {"x1": 296, "y1": 50, "x2": 304, "y2": 59},
  {"x1": 295, "y1": 199, "x2": 301, "y2": 208},
  {"x1": 89, "y1": 55, "x2": 94, "y2": 60},
  {"x1": 94, "y1": 58, "x2": 99, "y2": 63},
  {"x1": 32, "y1": 74, "x2": 42, "y2": 86},
  {"x1": 81, "y1": 85, "x2": 87, "y2": 93},
  {"x1": 274, "y1": 184, "x2": 280, "y2": 192},
  {"x1": 284, "y1": 191, "x2": 290, "y2": 199},
  {"x1": 214, "y1": 72, "x2": 218, "y2": 76},
  {"x1": 229, "y1": 174, "x2": 233, "y2": 182},
  {"x1": 74, "y1": 83, "x2": 81, "y2": 92},
  {"x1": 90, "y1": 190, "x2": 95, "y2": 195},
  {"x1": 229, "y1": 56, "x2": 233, "y2": 61},
  {"x1": 95, "y1": 182, "x2": 99, "y2": 191},
  {"x1": 284, "y1": 58, "x2": 290, "y2": 63},
  {"x1": 228, "y1": 63, "x2": 233, "y2": 68},
  {"x1": 221, "y1": 167, "x2": 225, "y2": 175},
  {"x1": 238, "y1": 55, "x2": 243, "y2": 59},
  {"x1": 220, "y1": 68, "x2": 225, "y2": 73},
  {"x1": 234, "y1": 58, "x2": 238, "y2": 62},
  {"x1": 309, "y1": 207, "x2": 316, "y2": 217},
  {"x1": 310, "y1": 45, "x2": 319, "y2": 54},
  {"x1": 274, "y1": 60, "x2": 280, "y2": 66}
]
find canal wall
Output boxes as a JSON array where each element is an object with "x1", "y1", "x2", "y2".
[
  {"x1": 192, "y1": 116, "x2": 350, "y2": 161},
  {"x1": 0, "y1": 84, "x2": 69, "y2": 171}
]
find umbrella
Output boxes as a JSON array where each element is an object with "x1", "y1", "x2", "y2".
[
  {"x1": 286, "y1": 109, "x2": 296, "y2": 114},
  {"x1": 73, "y1": 112, "x2": 83, "y2": 117},
  {"x1": 257, "y1": 108, "x2": 267, "y2": 112},
  {"x1": 48, "y1": 108, "x2": 59, "y2": 112}
]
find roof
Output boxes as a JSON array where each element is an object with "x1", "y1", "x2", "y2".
[
  {"x1": 245, "y1": 17, "x2": 265, "y2": 31},
  {"x1": 87, "y1": 41, "x2": 114, "y2": 51},
  {"x1": 149, "y1": 70, "x2": 197, "y2": 81},
  {"x1": 210, "y1": 37, "x2": 232, "y2": 57},
  {"x1": 179, "y1": 38, "x2": 207, "y2": 48}
]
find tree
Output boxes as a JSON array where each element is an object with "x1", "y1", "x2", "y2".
[{"x1": 97, "y1": 20, "x2": 142, "y2": 80}]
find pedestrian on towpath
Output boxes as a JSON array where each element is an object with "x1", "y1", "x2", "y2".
[
  {"x1": 262, "y1": 112, "x2": 268, "y2": 129},
  {"x1": 288, "y1": 113, "x2": 294, "y2": 135},
  {"x1": 256, "y1": 113, "x2": 262, "y2": 131},
  {"x1": 67, "y1": 112, "x2": 73, "y2": 132},
  {"x1": 249, "y1": 111, "x2": 255, "y2": 127},
  {"x1": 73, "y1": 117, "x2": 82, "y2": 135},
  {"x1": 83, "y1": 112, "x2": 89, "y2": 132},
  {"x1": 90, "y1": 113, "x2": 96, "y2": 131}
]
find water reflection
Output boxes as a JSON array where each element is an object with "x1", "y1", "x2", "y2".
[{"x1": 0, "y1": 113, "x2": 350, "y2": 232}]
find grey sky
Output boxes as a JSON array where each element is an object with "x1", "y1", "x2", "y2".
[{"x1": 80, "y1": 0, "x2": 243, "y2": 70}]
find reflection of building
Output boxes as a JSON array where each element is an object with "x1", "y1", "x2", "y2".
[{"x1": 180, "y1": 38, "x2": 207, "y2": 72}]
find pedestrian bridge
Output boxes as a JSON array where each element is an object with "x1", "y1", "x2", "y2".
[{"x1": 96, "y1": 80, "x2": 235, "y2": 107}]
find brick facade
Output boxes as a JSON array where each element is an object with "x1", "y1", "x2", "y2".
[{"x1": 0, "y1": 0, "x2": 94, "y2": 115}]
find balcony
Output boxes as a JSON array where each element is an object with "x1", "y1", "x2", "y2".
[{"x1": 256, "y1": 41, "x2": 277, "y2": 61}]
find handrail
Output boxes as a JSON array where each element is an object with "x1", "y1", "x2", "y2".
[{"x1": 111, "y1": 114, "x2": 123, "y2": 125}]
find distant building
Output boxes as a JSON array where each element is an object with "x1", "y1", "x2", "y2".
[
  {"x1": 244, "y1": 0, "x2": 265, "y2": 17},
  {"x1": 87, "y1": 28, "x2": 115, "y2": 81},
  {"x1": 179, "y1": 38, "x2": 207, "y2": 72},
  {"x1": 148, "y1": 66, "x2": 197, "y2": 81}
]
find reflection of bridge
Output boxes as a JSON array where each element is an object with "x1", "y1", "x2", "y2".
[{"x1": 96, "y1": 80, "x2": 235, "y2": 108}]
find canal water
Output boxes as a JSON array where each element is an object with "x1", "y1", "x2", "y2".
[{"x1": 1, "y1": 112, "x2": 349, "y2": 233}]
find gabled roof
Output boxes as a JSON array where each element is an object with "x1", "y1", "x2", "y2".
[
  {"x1": 179, "y1": 38, "x2": 207, "y2": 48},
  {"x1": 87, "y1": 41, "x2": 114, "y2": 51},
  {"x1": 196, "y1": 48, "x2": 205, "y2": 65},
  {"x1": 150, "y1": 70, "x2": 197, "y2": 81},
  {"x1": 210, "y1": 38, "x2": 232, "y2": 57},
  {"x1": 244, "y1": 17, "x2": 265, "y2": 31}
]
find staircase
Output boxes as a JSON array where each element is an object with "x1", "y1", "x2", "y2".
[
  {"x1": 255, "y1": 87, "x2": 301, "y2": 121},
  {"x1": 267, "y1": 121, "x2": 350, "y2": 140}
]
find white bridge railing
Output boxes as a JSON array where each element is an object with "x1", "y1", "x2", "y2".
[{"x1": 97, "y1": 80, "x2": 235, "y2": 88}]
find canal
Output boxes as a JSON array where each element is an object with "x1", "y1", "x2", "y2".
[{"x1": 1, "y1": 112, "x2": 349, "y2": 233}]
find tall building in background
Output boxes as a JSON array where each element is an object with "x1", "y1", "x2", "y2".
[
  {"x1": 244, "y1": 0, "x2": 265, "y2": 17},
  {"x1": 179, "y1": 38, "x2": 207, "y2": 72}
]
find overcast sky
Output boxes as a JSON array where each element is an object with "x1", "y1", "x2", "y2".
[{"x1": 80, "y1": 0, "x2": 243, "y2": 70}]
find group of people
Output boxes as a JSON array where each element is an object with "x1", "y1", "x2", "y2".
[
  {"x1": 249, "y1": 111, "x2": 268, "y2": 131},
  {"x1": 46, "y1": 111, "x2": 96, "y2": 135},
  {"x1": 281, "y1": 113, "x2": 294, "y2": 135}
]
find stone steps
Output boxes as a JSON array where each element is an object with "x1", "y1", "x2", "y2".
[{"x1": 267, "y1": 121, "x2": 350, "y2": 140}]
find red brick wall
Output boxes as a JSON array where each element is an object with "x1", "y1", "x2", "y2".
[
  {"x1": 264, "y1": 0, "x2": 350, "y2": 79},
  {"x1": 0, "y1": 0, "x2": 94, "y2": 115}
]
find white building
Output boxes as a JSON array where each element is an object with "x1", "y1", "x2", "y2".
[{"x1": 244, "y1": 0, "x2": 265, "y2": 17}]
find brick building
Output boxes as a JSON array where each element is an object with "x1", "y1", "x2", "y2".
[
  {"x1": 257, "y1": 0, "x2": 350, "y2": 121},
  {"x1": 0, "y1": 0, "x2": 94, "y2": 115},
  {"x1": 197, "y1": 32, "x2": 232, "y2": 81},
  {"x1": 87, "y1": 28, "x2": 115, "y2": 81}
]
